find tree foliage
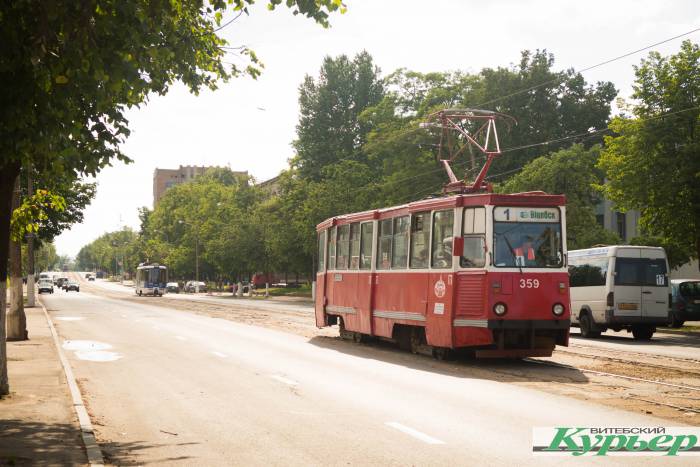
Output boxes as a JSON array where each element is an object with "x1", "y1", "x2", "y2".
[
  {"x1": 598, "y1": 40, "x2": 700, "y2": 269},
  {"x1": 499, "y1": 144, "x2": 620, "y2": 249},
  {"x1": 292, "y1": 51, "x2": 384, "y2": 180}
]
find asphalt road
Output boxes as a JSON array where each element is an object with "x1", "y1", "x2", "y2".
[
  {"x1": 89, "y1": 277, "x2": 700, "y2": 363},
  {"x1": 39, "y1": 287, "x2": 691, "y2": 466}
]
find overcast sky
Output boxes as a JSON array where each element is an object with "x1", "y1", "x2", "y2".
[{"x1": 55, "y1": 0, "x2": 700, "y2": 257}]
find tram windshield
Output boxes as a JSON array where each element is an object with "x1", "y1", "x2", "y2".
[{"x1": 493, "y1": 206, "x2": 563, "y2": 268}]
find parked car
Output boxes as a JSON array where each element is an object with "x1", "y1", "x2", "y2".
[
  {"x1": 669, "y1": 279, "x2": 700, "y2": 328},
  {"x1": 166, "y1": 282, "x2": 180, "y2": 294},
  {"x1": 38, "y1": 279, "x2": 54, "y2": 294},
  {"x1": 184, "y1": 281, "x2": 207, "y2": 293},
  {"x1": 65, "y1": 281, "x2": 80, "y2": 292}
]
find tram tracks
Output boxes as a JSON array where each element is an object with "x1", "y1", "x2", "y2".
[
  {"x1": 553, "y1": 347, "x2": 700, "y2": 378},
  {"x1": 568, "y1": 342, "x2": 700, "y2": 366}
]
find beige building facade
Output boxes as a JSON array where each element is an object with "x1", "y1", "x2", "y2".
[{"x1": 153, "y1": 165, "x2": 248, "y2": 206}]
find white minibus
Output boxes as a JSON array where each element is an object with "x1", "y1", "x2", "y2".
[{"x1": 568, "y1": 246, "x2": 669, "y2": 340}]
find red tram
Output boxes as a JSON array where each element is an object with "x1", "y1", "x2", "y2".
[
  {"x1": 314, "y1": 193, "x2": 570, "y2": 358},
  {"x1": 314, "y1": 109, "x2": 570, "y2": 358}
]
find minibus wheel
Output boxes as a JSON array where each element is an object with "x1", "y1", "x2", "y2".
[
  {"x1": 579, "y1": 313, "x2": 600, "y2": 338},
  {"x1": 632, "y1": 325, "x2": 654, "y2": 340}
]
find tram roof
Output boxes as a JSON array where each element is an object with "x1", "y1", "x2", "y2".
[{"x1": 316, "y1": 191, "x2": 566, "y2": 231}]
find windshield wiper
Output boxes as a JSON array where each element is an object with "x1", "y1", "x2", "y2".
[{"x1": 502, "y1": 234, "x2": 523, "y2": 274}]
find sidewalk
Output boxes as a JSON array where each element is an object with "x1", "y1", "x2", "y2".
[{"x1": 0, "y1": 305, "x2": 87, "y2": 465}]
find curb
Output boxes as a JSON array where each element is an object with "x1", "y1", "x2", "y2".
[
  {"x1": 657, "y1": 328, "x2": 700, "y2": 338},
  {"x1": 38, "y1": 297, "x2": 105, "y2": 467}
]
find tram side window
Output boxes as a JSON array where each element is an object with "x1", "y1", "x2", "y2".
[
  {"x1": 317, "y1": 230, "x2": 326, "y2": 272},
  {"x1": 337, "y1": 224, "x2": 350, "y2": 269},
  {"x1": 377, "y1": 219, "x2": 393, "y2": 270},
  {"x1": 410, "y1": 212, "x2": 430, "y2": 268},
  {"x1": 360, "y1": 222, "x2": 373, "y2": 270},
  {"x1": 461, "y1": 207, "x2": 486, "y2": 268},
  {"x1": 349, "y1": 223, "x2": 361, "y2": 269},
  {"x1": 328, "y1": 227, "x2": 337, "y2": 270},
  {"x1": 431, "y1": 210, "x2": 454, "y2": 269},
  {"x1": 392, "y1": 216, "x2": 409, "y2": 269}
]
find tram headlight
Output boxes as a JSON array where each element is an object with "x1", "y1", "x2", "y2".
[
  {"x1": 552, "y1": 303, "x2": 565, "y2": 316},
  {"x1": 493, "y1": 302, "x2": 507, "y2": 316}
]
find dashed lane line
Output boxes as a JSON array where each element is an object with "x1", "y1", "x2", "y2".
[
  {"x1": 385, "y1": 422, "x2": 445, "y2": 445},
  {"x1": 270, "y1": 375, "x2": 299, "y2": 386}
]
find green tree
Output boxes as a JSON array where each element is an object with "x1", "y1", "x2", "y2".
[
  {"x1": 598, "y1": 40, "x2": 700, "y2": 270},
  {"x1": 499, "y1": 144, "x2": 620, "y2": 249},
  {"x1": 292, "y1": 51, "x2": 384, "y2": 180},
  {"x1": 0, "y1": 0, "x2": 343, "y2": 394},
  {"x1": 471, "y1": 50, "x2": 617, "y2": 178}
]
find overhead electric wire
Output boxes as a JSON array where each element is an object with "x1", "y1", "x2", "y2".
[
  {"x1": 214, "y1": 10, "x2": 244, "y2": 32},
  {"x1": 474, "y1": 26, "x2": 700, "y2": 109}
]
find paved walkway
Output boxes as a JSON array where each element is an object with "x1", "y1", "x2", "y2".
[{"x1": 0, "y1": 305, "x2": 87, "y2": 466}]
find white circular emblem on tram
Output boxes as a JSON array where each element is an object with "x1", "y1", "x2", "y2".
[{"x1": 434, "y1": 278, "x2": 446, "y2": 298}]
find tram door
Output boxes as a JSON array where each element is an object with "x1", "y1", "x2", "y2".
[
  {"x1": 315, "y1": 230, "x2": 328, "y2": 327},
  {"x1": 425, "y1": 210, "x2": 455, "y2": 347},
  {"x1": 356, "y1": 222, "x2": 374, "y2": 334}
]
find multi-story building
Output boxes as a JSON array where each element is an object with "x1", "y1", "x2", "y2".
[
  {"x1": 152, "y1": 165, "x2": 247, "y2": 206},
  {"x1": 596, "y1": 200, "x2": 698, "y2": 279},
  {"x1": 258, "y1": 174, "x2": 282, "y2": 197}
]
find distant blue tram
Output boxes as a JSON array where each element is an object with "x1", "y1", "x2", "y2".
[{"x1": 135, "y1": 263, "x2": 168, "y2": 296}]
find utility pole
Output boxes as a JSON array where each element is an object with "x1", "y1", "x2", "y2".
[
  {"x1": 195, "y1": 232, "x2": 200, "y2": 293},
  {"x1": 26, "y1": 167, "x2": 35, "y2": 307}
]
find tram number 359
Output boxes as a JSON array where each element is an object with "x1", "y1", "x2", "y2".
[{"x1": 519, "y1": 278, "x2": 540, "y2": 288}]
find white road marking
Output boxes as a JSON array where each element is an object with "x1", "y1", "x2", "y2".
[
  {"x1": 211, "y1": 351, "x2": 227, "y2": 358},
  {"x1": 385, "y1": 422, "x2": 445, "y2": 445},
  {"x1": 270, "y1": 375, "x2": 299, "y2": 386},
  {"x1": 74, "y1": 350, "x2": 123, "y2": 362},
  {"x1": 62, "y1": 340, "x2": 112, "y2": 351},
  {"x1": 174, "y1": 335, "x2": 187, "y2": 341},
  {"x1": 55, "y1": 317, "x2": 85, "y2": 321}
]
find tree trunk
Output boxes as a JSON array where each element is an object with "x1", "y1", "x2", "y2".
[
  {"x1": 0, "y1": 161, "x2": 21, "y2": 395},
  {"x1": 26, "y1": 166, "x2": 35, "y2": 308},
  {"x1": 7, "y1": 175, "x2": 27, "y2": 340}
]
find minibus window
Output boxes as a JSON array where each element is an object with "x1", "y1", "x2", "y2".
[{"x1": 614, "y1": 258, "x2": 668, "y2": 286}]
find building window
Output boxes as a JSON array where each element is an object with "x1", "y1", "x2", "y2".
[
  {"x1": 596, "y1": 214, "x2": 604, "y2": 227},
  {"x1": 616, "y1": 212, "x2": 626, "y2": 241}
]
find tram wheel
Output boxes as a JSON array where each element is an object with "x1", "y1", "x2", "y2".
[
  {"x1": 409, "y1": 328, "x2": 426, "y2": 355},
  {"x1": 432, "y1": 347, "x2": 452, "y2": 361}
]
